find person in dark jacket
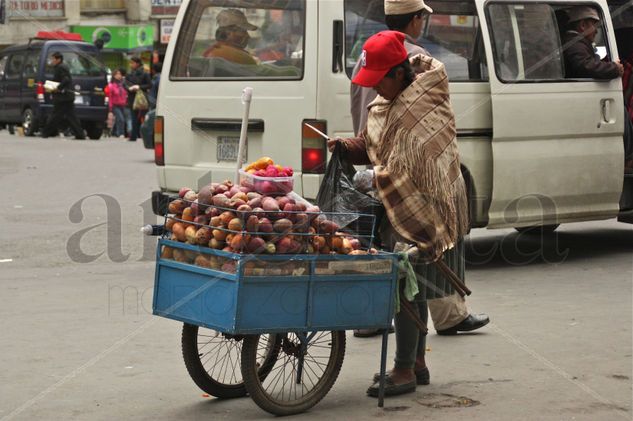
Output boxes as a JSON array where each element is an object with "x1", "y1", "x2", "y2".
[
  {"x1": 562, "y1": 6, "x2": 624, "y2": 79},
  {"x1": 125, "y1": 56, "x2": 151, "y2": 141},
  {"x1": 41, "y1": 52, "x2": 86, "y2": 140},
  {"x1": 149, "y1": 62, "x2": 162, "y2": 110}
]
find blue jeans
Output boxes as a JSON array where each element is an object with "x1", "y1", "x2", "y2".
[
  {"x1": 128, "y1": 107, "x2": 147, "y2": 141},
  {"x1": 112, "y1": 106, "x2": 126, "y2": 137},
  {"x1": 124, "y1": 107, "x2": 133, "y2": 136}
]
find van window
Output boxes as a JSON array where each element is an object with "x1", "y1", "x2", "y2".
[
  {"x1": 486, "y1": 3, "x2": 566, "y2": 81},
  {"x1": 23, "y1": 51, "x2": 40, "y2": 79},
  {"x1": 170, "y1": 0, "x2": 305, "y2": 80},
  {"x1": 5, "y1": 54, "x2": 25, "y2": 79},
  {"x1": 344, "y1": 0, "x2": 488, "y2": 81},
  {"x1": 44, "y1": 51, "x2": 106, "y2": 78}
]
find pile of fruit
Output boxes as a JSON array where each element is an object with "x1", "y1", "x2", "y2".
[
  {"x1": 244, "y1": 156, "x2": 294, "y2": 177},
  {"x1": 161, "y1": 160, "x2": 378, "y2": 270},
  {"x1": 241, "y1": 157, "x2": 294, "y2": 195}
]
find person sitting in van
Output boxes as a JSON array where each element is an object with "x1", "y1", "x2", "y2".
[
  {"x1": 41, "y1": 52, "x2": 86, "y2": 140},
  {"x1": 203, "y1": 9, "x2": 258, "y2": 66},
  {"x1": 562, "y1": 6, "x2": 624, "y2": 79},
  {"x1": 107, "y1": 69, "x2": 128, "y2": 138}
]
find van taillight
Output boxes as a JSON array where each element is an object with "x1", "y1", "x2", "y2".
[
  {"x1": 36, "y1": 82, "x2": 45, "y2": 103},
  {"x1": 154, "y1": 116, "x2": 164, "y2": 166},
  {"x1": 302, "y1": 120, "x2": 327, "y2": 174}
]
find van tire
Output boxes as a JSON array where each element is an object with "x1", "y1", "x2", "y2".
[
  {"x1": 8, "y1": 124, "x2": 15, "y2": 135},
  {"x1": 514, "y1": 224, "x2": 559, "y2": 234},
  {"x1": 85, "y1": 123, "x2": 103, "y2": 140},
  {"x1": 22, "y1": 108, "x2": 38, "y2": 136}
]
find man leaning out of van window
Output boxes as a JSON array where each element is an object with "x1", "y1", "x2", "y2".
[{"x1": 562, "y1": 6, "x2": 624, "y2": 79}]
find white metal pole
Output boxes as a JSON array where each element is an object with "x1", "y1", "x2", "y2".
[{"x1": 236, "y1": 87, "x2": 253, "y2": 184}]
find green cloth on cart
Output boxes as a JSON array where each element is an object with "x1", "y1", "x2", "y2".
[{"x1": 395, "y1": 252, "x2": 419, "y2": 313}]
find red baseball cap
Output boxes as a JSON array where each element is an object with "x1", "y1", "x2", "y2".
[{"x1": 352, "y1": 31, "x2": 408, "y2": 88}]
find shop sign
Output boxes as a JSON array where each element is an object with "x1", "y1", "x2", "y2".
[
  {"x1": 8, "y1": 0, "x2": 64, "y2": 17},
  {"x1": 151, "y1": 0, "x2": 182, "y2": 16},
  {"x1": 70, "y1": 25, "x2": 155, "y2": 50},
  {"x1": 160, "y1": 19, "x2": 174, "y2": 44}
]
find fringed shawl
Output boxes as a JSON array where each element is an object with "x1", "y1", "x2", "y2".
[{"x1": 364, "y1": 54, "x2": 469, "y2": 262}]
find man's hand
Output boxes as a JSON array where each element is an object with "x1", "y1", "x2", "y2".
[
  {"x1": 327, "y1": 137, "x2": 345, "y2": 153},
  {"x1": 129, "y1": 85, "x2": 140, "y2": 92},
  {"x1": 615, "y1": 60, "x2": 624, "y2": 77}
]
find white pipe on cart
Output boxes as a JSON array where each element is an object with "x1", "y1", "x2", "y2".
[{"x1": 235, "y1": 87, "x2": 253, "y2": 184}]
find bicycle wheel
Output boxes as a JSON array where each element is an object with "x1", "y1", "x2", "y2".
[
  {"x1": 181, "y1": 323, "x2": 280, "y2": 399},
  {"x1": 241, "y1": 331, "x2": 346, "y2": 416}
]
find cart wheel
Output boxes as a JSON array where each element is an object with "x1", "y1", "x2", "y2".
[
  {"x1": 181, "y1": 323, "x2": 280, "y2": 399},
  {"x1": 241, "y1": 331, "x2": 346, "y2": 416}
]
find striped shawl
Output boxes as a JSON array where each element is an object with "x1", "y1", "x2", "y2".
[{"x1": 364, "y1": 54, "x2": 469, "y2": 262}]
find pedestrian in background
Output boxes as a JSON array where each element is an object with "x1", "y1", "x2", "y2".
[
  {"x1": 149, "y1": 62, "x2": 162, "y2": 110},
  {"x1": 41, "y1": 52, "x2": 85, "y2": 140},
  {"x1": 118, "y1": 68, "x2": 133, "y2": 137},
  {"x1": 125, "y1": 56, "x2": 151, "y2": 141},
  {"x1": 107, "y1": 68, "x2": 128, "y2": 138}
]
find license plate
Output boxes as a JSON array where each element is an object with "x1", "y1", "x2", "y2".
[
  {"x1": 74, "y1": 95, "x2": 86, "y2": 105},
  {"x1": 217, "y1": 136, "x2": 245, "y2": 162}
]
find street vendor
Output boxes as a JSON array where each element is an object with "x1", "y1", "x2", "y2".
[
  {"x1": 350, "y1": 0, "x2": 488, "y2": 339},
  {"x1": 328, "y1": 30, "x2": 470, "y2": 397}
]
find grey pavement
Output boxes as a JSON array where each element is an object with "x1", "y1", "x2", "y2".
[{"x1": 0, "y1": 132, "x2": 631, "y2": 420}]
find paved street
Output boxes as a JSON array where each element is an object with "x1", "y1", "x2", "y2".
[{"x1": 0, "y1": 131, "x2": 631, "y2": 421}]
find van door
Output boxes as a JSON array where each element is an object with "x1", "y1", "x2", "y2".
[
  {"x1": 20, "y1": 49, "x2": 41, "y2": 133},
  {"x1": 4, "y1": 53, "x2": 25, "y2": 122},
  {"x1": 476, "y1": 0, "x2": 624, "y2": 228},
  {"x1": 159, "y1": 0, "x2": 316, "y2": 194}
]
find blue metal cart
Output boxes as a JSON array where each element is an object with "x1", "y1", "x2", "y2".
[{"x1": 152, "y1": 238, "x2": 399, "y2": 415}]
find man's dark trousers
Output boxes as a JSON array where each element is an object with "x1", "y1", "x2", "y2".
[{"x1": 42, "y1": 100, "x2": 85, "y2": 139}]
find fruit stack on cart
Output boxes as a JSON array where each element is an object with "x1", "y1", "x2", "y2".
[{"x1": 150, "y1": 156, "x2": 400, "y2": 415}]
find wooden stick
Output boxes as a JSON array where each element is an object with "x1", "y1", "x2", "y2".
[
  {"x1": 404, "y1": 245, "x2": 471, "y2": 297},
  {"x1": 400, "y1": 299, "x2": 428, "y2": 334},
  {"x1": 434, "y1": 259, "x2": 472, "y2": 296}
]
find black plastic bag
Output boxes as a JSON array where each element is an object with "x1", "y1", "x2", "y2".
[{"x1": 316, "y1": 143, "x2": 385, "y2": 246}]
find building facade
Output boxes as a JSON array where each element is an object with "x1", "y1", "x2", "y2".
[{"x1": 0, "y1": 0, "x2": 182, "y2": 68}]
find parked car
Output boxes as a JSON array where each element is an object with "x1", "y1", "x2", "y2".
[{"x1": 0, "y1": 32, "x2": 108, "y2": 139}]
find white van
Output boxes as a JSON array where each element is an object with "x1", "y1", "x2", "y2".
[{"x1": 152, "y1": 0, "x2": 633, "y2": 231}]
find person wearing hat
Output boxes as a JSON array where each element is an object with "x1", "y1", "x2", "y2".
[
  {"x1": 562, "y1": 6, "x2": 623, "y2": 79},
  {"x1": 330, "y1": 30, "x2": 470, "y2": 397},
  {"x1": 203, "y1": 9, "x2": 259, "y2": 65},
  {"x1": 350, "y1": 0, "x2": 489, "y2": 339},
  {"x1": 351, "y1": 0, "x2": 431, "y2": 137}
]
